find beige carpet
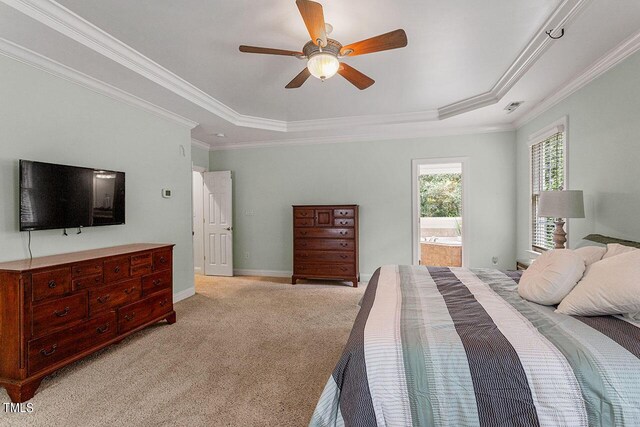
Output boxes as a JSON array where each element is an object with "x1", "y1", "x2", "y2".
[{"x1": 1, "y1": 276, "x2": 365, "y2": 427}]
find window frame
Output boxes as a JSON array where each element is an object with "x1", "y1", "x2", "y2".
[{"x1": 528, "y1": 116, "x2": 569, "y2": 254}]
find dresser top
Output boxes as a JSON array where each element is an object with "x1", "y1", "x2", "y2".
[
  {"x1": 292, "y1": 204, "x2": 358, "y2": 207},
  {"x1": 0, "y1": 243, "x2": 173, "y2": 272}
]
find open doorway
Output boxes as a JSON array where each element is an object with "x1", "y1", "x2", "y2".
[
  {"x1": 412, "y1": 158, "x2": 469, "y2": 267},
  {"x1": 192, "y1": 167, "x2": 206, "y2": 275}
]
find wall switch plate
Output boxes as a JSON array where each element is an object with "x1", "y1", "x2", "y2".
[
  {"x1": 162, "y1": 189, "x2": 172, "y2": 199},
  {"x1": 244, "y1": 210, "x2": 255, "y2": 216}
]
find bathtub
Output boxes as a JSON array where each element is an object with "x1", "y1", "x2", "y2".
[{"x1": 420, "y1": 236, "x2": 462, "y2": 267}]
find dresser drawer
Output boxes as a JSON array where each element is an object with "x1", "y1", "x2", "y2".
[
  {"x1": 89, "y1": 278, "x2": 142, "y2": 317},
  {"x1": 295, "y1": 251, "x2": 355, "y2": 263},
  {"x1": 28, "y1": 312, "x2": 116, "y2": 375},
  {"x1": 32, "y1": 268, "x2": 72, "y2": 302},
  {"x1": 295, "y1": 239, "x2": 354, "y2": 251},
  {"x1": 142, "y1": 270, "x2": 172, "y2": 296},
  {"x1": 294, "y1": 263, "x2": 355, "y2": 277},
  {"x1": 131, "y1": 264, "x2": 152, "y2": 277},
  {"x1": 72, "y1": 274, "x2": 104, "y2": 291},
  {"x1": 294, "y1": 218, "x2": 314, "y2": 227},
  {"x1": 334, "y1": 208, "x2": 355, "y2": 218},
  {"x1": 333, "y1": 218, "x2": 354, "y2": 227},
  {"x1": 294, "y1": 208, "x2": 314, "y2": 219},
  {"x1": 71, "y1": 260, "x2": 103, "y2": 278},
  {"x1": 104, "y1": 257, "x2": 131, "y2": 283},
  {"x1": 295, "y1": 228, "x2": 354, "y2": 239},
  {"x1": 32, "y1": 292, "x2": 88, "y2": 337},
  {"x1": 130, "y1": 252, "x2": 152, "y2": 266},
  {"x1": 118, "y1": 290, "x2": 172, "y2": 334},
  {"x1": 153, "y1": 249, "x2": 172, "y2": 272}
]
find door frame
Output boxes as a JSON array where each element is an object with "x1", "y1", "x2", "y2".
[
  {"x1": 411, "y1": 157, "x2": 470, "y2": 268},
  {"x1": 192, "y1": 166, "x2": 206, "y2": 274}
]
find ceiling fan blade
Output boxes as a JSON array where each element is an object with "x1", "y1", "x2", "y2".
[
  {"x1": 340, "y1": 29, "x2": 408, "y2": 56},
  {"x1": 239, "y1": 45, "x2": 303, "y2": 57},
  {"x1": 337, "y1": 63, "x2": 375, "y2": 90},
  {"x1": 286, "y1": 68, "x2": 312, "y2": 89},
  {"x1": 296, "y1": 0, "x2": 328, "y2": 47}
]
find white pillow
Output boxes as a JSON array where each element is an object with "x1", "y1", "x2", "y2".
[
  {"x1": 518, "y1": 249, "x2": 585, "y2": 306},
  {"x1": 573, "y1": 246, "x2": 606, "y2": 266},
  {"x1": 602, "y1": 243, "x2": 637, "y2": 259},
  {"x1": 557, "y1": 250, "x2": 640, "y2": 316}
]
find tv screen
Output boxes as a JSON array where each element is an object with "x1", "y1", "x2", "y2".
[{"x1": 20, "y1": 160, "x2": 125, "y2": 231}]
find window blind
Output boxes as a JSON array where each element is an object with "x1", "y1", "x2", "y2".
[{"x1": 531, "y1": 132, "x2": 565, "y2": 251}]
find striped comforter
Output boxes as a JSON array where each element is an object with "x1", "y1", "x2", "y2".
[{"x1": 309, "y1": 265, "x2": 640, "y2": 427}]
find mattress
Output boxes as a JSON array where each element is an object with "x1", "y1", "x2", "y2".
[{"x1": 309, "y1": 265, "x2": 640, "y2": 427}]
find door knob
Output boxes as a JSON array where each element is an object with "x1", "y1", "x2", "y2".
[{"x1": 225, "y1": 227, "x2": 233, "y2": 231}]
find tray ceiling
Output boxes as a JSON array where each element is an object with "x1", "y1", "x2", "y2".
[{"x1": 1, "y1": 0, "x2": 640, "y2": 147}]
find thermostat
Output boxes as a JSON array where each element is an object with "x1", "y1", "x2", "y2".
[{"x1": 162, "y1": 189, "x2": 172, "y2": 199}]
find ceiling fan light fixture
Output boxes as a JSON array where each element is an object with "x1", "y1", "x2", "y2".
[{"x1": 307, "y1": 52, "x2": 339, "y2": 80}]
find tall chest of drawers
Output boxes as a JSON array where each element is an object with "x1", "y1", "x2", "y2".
[
  {"x1": 292, "y1": 205, "x2": 359, "y2": 287},
  {"x1": 0, "y1": 243, "x2": 176, "y2": 403}
]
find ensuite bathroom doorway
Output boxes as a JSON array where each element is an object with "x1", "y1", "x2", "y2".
[{"x1": 412, "y1": 158, "x2": 469, "y2": 268}]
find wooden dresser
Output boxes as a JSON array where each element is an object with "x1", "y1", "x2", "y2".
[
  {"x1": 292, "y1": 205, "x2": 359, "y2": 287},
  {"x1": 0, "y1": 243, "x2": 176, "y2": 403}
]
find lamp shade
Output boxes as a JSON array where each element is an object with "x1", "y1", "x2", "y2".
[
  {"x1": 307, "y1": 53, "x2": 339, "y2": 80},
  {"x1": 538, "y1": 190, "x2": 585, "y2": 218}
]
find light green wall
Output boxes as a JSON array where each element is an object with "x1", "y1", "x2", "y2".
[
  {"x1": 210, "y1": 132, "x2": 517, "y2": 276},
  {"x1": 516, "y1": 50, "x2": 640, "y2": 259},
  {"x1": 0, "y1": 55, "x2": 194, "y2": 296},
  {"x1": 191, "y1": 144, "x2": 210, "y2": 170}
]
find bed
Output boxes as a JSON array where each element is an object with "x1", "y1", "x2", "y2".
[{"x1": 309, "y1": 264, "x2": 640, "y2": 427}]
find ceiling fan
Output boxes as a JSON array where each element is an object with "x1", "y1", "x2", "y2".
[{"x1": 239, "y1": 0, "x2": 408, "y2": 90}]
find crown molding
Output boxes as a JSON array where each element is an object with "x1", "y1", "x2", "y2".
[
  {"x1": 191, "y1": 138, "x2": 211, "y2": 151},
  {"x1": 513, "y1": 28, "x2": 640, "y2": 128},
  {"x1": 0, "y1": 37, "x2": 198, "y2": 129},
  {"x1": 0, "y1": 0, "x2": 286, "y2": 132},
  {"x1": 210, "y1": 124, "x2": 514, "y2": 151},
  {"x1": 2, "y1": 0, "x2": 592, "y2": 134},
  {"x1": 438, "y1": 0, "x2": 591, "y2": 120}
]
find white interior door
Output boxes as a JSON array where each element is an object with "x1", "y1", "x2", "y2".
[
  {"x1": 192, "y1": 171, "x2": 204, "y2": 274},
  {"x1": 203, "y1": 171, "x2": 233, "y2": 276}
]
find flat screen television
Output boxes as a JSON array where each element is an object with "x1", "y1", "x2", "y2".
[{"x1": 20, "y1": 160, "x2": 125, "y2": 231}]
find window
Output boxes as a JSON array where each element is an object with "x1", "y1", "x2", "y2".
[{"x1": 530, "y1": 128, "x2": 566, "y2": 252}]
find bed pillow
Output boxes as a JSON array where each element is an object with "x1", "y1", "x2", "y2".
[
  {"x1": 518, "y1": 249, "x2": 585, "y2": 306},
  {"x1": 573, "y1": 246, "x2": 606, "y2": 266},
  {"x1": 557, "y1": 250, "x2": 640, "y2": 316},
  {"x1": 602, "y1": 243, "x2": 637, "y2": 259}
]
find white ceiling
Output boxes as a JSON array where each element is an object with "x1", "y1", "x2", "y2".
[{"x1": 1, "y1": 0, "x2": 640, "y2": 148}]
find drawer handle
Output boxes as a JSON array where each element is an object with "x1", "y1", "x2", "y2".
[
  {"x1": 340, "y1": 243, "x2": 348, "y2": 247},
  {"x1": 114, "y1": 266, "x2": 121, "y2": 273},
  {"x1": 124, "y1": 287, "x2": 136, "y2": 295},
  {"x1": 341, "y1": 267, "x2": 348, "y2": 271},
  {"x1": 96, "y1": 324, "x2": 110, "y2": 334},
  {"x1": 95, "y1": 276, "x2": 102, "y2": 283},
  {"x1": 97, "y1": 295, "x2": 111, "y2": 304},
  {"x1": 75, "y1": 268, "x2": 82, "y2": 274},
  {"x1": 301, "y1": 254, "x2": 308, "y2": 258},
  {"x1": 48, "y1": 280, "x2": 57, "y2": 289},
  {"x1": 340, "y1": 231, "x2": 347, "y2": 235},
  {"x1": 160, "y1": 299, "x2": 169, "y2": 307},
  {"x1": 300, "y1": 231, "x2": 307, "y2": 235},
  {"x1": 124, "y1": 313, "x2": 136, "y2": 322},
  {"x1": 54, "y1": 307, "x2": 70, "y2": 317},
  {"x1": 159, "y1": 257, "x2": 167, "y2": 264},
  {"x1": 301, "y1": 242, "x2": 307, "y2": 247},
  {"x1": 153, "y1": 279, "x2": 162, "y2": 287},
  {"x1": 340, "y1": 255, "x2": 348, "y2": 259},
  {"x1": 340, "y1": 221, "x2": 347, "y2": 225},
  {"x1": 340, "y1": 212, "x2": 347, "y2": 216},
  {"x1": 40, "y1": 344, "x2": 57, "y2": 357},
  {"x1": 301, "y1": 212, "x2": 308, "y2": 216}
]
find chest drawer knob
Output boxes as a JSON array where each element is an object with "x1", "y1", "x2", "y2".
[
  {"x1": 54, "y1": 307, "x2": 70, "y2": 317},
  {"x1": 96, "y1": 324, "x2": 110, "y2": 334},
  {"x1": 340, "y1": 231, "x2": 347, "y2": 235},
  {"x1": 159, "y1": 257, "x2": 167, "y2": 264},
  {"x1": 124, "y1": 313, "x2": 136, "y2": 322},
  {"x1": 124, "y1": 287, "x2": 136, "y2": 295},
  {"x1": 160, "y1": 299, "x2": 169, "y2": 307},
  {"x1": 340, "y1": 243, "x2": 348, "y2": 247},
  {"x1": 153, "y1": 279, "x2": 162, "y2": 287},
  {"x1": 301, "y1": 231, "x2": 307, "y2": 235},
  {"x1": 48, "y1": 280, "x2": 57, "y2": 289},
  {"x1": 97, "y1": 295, "x2": 111, "y2": 304},
  {"x1": 40, "y1": 344, "x2": 57, "y2": 357},
  {"x1": 340, "y1": 255, "x2": 348, "y2": 259},
  {"x1": 114, "y1": 266, "x2": 121, "y2": 273}
]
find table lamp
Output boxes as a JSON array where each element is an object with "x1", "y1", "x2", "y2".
[{"x1": 538, "y1": 190, "x2": 585, "y2": 249}]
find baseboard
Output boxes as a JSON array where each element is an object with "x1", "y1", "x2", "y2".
[
  {"x1": 173, "y1": 286, "x2": 195, "y2": 303},
  {"x1": 233, "y1": 269, "x2": 292, "y2": 278},
  {"x1": 233, "y1": 269, "x2": 373, "y2": 283}
]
